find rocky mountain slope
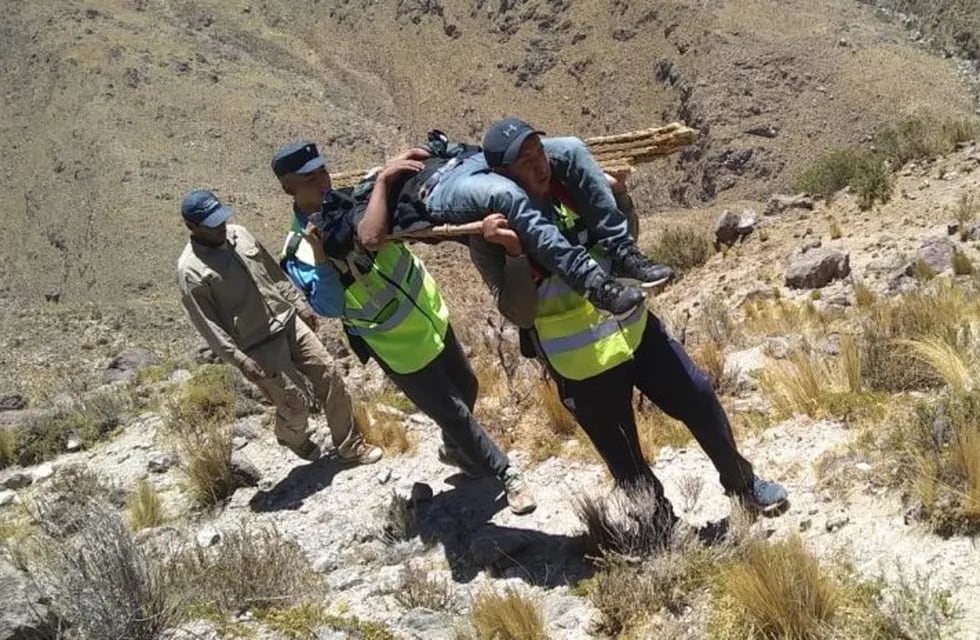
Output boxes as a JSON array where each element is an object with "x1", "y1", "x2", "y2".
[{"x1": 0, "y1": 0, "x2": 976, "y2": 308}]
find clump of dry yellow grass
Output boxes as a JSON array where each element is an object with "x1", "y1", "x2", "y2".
[
  {"x1": 126, "y1": 479, "x2": 165, "y2": 531},
  {"x1": 353, "y1": 402, "x2": 414, "y2": 454},
  {"x1": 462, "y1": 586, "x2": 548, "y2": 640},
  {"x1": 713, "y1": 535, "x2": 839, "y2": 639}
]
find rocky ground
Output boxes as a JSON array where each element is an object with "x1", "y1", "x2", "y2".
[{"x1": 4, "y1": 139, "x2": 980, "y2": 638}]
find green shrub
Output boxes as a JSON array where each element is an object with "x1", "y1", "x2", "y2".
[
  {"x1": 853, "y1": 154, "x2": 892, "y2": 210},
  {"x1": 646, "y1": 225, "x2": 712, "y2": 274},
  {"x1": 795, "y1": 148, "x2": 874, "y2": 199}
]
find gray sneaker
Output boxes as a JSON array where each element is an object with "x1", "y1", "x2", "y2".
[
  {"x1": 737, "y1": 478, "x2": 789, "y2": 516},
  {"x1": 502, "y1": 468, "x2": 537, "y2": 515}
]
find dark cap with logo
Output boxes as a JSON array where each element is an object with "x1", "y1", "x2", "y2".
[
  {"x1": 271, "y1": 141, "x2": 326, "y2": 178},
  {"x1": 180, "y1": 190, "x2": 233, "y2": 227},
  {"x1": 482, "y1": 117, "x2": 545, "y2": 168}
]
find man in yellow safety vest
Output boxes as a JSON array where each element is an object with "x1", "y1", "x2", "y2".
[
  {"x1": 468, "y1": 118, "x2": 788, "y2": 524},
  {"x1": 271, "y1": 140, "x2": 536, "y2": 515}
]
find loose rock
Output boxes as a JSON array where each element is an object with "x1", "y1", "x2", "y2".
[
  {"x1": 785, "y1": 248, "x2": 851, "y2": 289},
  {"x1": 104, "y1": 348, "x2": 159, "y2": 384},
  {"x1": 765, "y1": 193, "x2": 815, "y2": 216}
]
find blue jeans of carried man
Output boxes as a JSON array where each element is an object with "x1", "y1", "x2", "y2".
[{"x1": 424, "y1": 136, "x2": 633, "y2": 295}]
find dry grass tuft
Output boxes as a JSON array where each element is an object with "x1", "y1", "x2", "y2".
[
  {"x1": 574, "y1": 483, "x2": 677, "y2": 557},
  {"x1": 166, "y1": 365, "x2": 239, "y2": 509},
  {"x1": 743, "y1": 298, "x2": 826, "y2": 337},
  {"x1": 636, "y1": 404, "x2": 693, "y2": 456},
  {"x1": 395, "y1": 563, "x2": 457, "y2": 611},
  {"x1": 175, "y1": 420, "x2": 235, "y2": 509},
  {"x1": 126, "y1": 478, "x2": 166, "y2": 531},
  {"x1": 537, "y1": 376, "x2": 577, "y2": 437},
  {"x1": 860, "y1": 282, "x2": 980, "y2": 392},
  {"x1": 645, "y1": 225, "x2": 713, "y2": 274},
  {"x1": 951, "y1": 249, "x2": 975, "y2": 276},
  {"x1": 25, "y1": 499, "x2": 177, "y2": 640},
  {"x1": 161, "y1": 522, "x2": 321, "y2": 615},
  {"x1": 9, "y1": 387, "x2": 130, "y2": 467},
  {"x1": 955, "y1": 193, "x2": 977, "y2": 240},
  {"x1": 353, "y1": 402, "x2": 414, "y2": 454},
  {"x1": 853, "y1": 281, "x2": 877, "y2": 308},
  {"x1": 0, "y1": 426, "x2": 16, "y2": 469},
  {"x1": 465, "y1": 586, "x2": 548, "y2": 640},
  {"x1": 712, "y1": 535, "x2": 839, "y2": 639},
  {"x1": 893, "y1": 390, "x2": 980, "y2": 536},
  {"x1": 900, "y1": 337, "x2": 974, "y2": 394},
  {"x1": 829, "y1": 219, "x2": 843, "y2": 239}
]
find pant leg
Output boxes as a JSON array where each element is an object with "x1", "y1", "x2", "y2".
[
  {"x1": 436, "y1": 326, "x2": 478, "y2": 411},
  {"x1": 426, "y1": 162, "x2": 605, "y2": 295},
  {"x1": 247, "y1": 370, "x2": 314, "y2": 456},
  {"x1": 384, "y1": 346, "x2": 510, "y2": 478},
  {"x1": 245, "y1": 331, "x2": 317, "y2": 457},
  {"x1": 631, "y1": 313, "x2": 756, "y2": 494},
  {"x1": 554, "y1": 363, "x2": 659, "y2": 489},
  {"x1": 288, "y1": 318, "x2": 361, "y2": 454},
  {"x1": 543, "y1": 136, "x2": 634, "y2": 260}
]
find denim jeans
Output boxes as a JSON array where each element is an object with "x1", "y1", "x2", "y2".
[{"x1": 425, "y1": 137, "x2": 633, "y2": 295}]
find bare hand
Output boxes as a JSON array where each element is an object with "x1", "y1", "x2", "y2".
[
  {"x1": 240, "y1": 357, "x2": 266, "y2": 381},
  {"x1": 482, "y1": 214, "x2": 523, "y2": 257},
  {"x1": 392, "y1": 147, "x2": 432, "y2": 163},
  {"x1": 299, "y1": 307, "x2": 319, "y2": 332},
  {"x1": 379, "y1": 158, "x2": 425, "y2": 183},
  {"x1": 605, "y1": 169, "x2": 632, "y2": 194}
]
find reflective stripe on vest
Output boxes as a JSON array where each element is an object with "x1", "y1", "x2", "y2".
[
  {"x1": 533, "y1": 204, "x2": 646, "y2": 381},
  {"x1": 283, "y1": 231, "x2": 449, "y2": 374}
]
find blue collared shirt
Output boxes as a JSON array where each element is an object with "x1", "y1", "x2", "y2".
[{"x1": 283, "y1": 210, "x2": 346, "y2": 317}]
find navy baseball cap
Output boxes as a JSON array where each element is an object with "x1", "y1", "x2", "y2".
[
  {"x1": 271, "y1": 141, "x2": 326, "y2": 178},
  {"x1": 483, "y1": 117, "x2": 545, "y2": 168},
  {"x1": 180, "y1": 190, "x2": 233, "y2": 227}
]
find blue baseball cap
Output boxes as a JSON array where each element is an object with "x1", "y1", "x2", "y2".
[
  {"x1": 180, "y1": 190, "x2": 233, "y2": 227},
  {"x1": 271, "y1": 141, "x2": 326, "y2": 178},
  {"x1": 483, "y1": 117, "x2": 545, "y2": 168}
]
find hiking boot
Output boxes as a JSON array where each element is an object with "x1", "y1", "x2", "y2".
[
  {"x1": 437, "y1": 445, "x2": 482, "y2": 478},
  {"x1": 338, "y1": 440, "x2": 384, "y2": 466},
  {"x1": 613, "y1": 246, "x2": 675, "y2": 288},
  {"x1": 586, "y1": 278, "x2": 645, "y2": 317},
  {"x1": 736, "y1": 478, "x2": 789, "y2": 516},
  {"x1": 287, "y1": 439, "x2": 323, "y2": 462},
  {"x1": 502, "y1": 468, "x2": 537, "y2": 515}
]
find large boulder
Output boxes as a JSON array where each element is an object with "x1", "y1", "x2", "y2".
[
  {"x1": 913, "y1": 236, "x2": 956, "y2": 274},
  {"x1": 0, "y1": 558, "x2": 59, "y2": 640},
  {"x1": 785, "y1": 248, "x2": 851, "y2": 289}
]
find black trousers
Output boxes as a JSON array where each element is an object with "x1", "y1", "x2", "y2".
[
  {"x1": 552, "y1": 313, "x2": 755, "y2": 495},
  {"x1": 378, "y1": 326, "x2": 510, "y2": 478}
]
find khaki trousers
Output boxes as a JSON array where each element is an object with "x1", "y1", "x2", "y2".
[{"x1": 244, "y1": 317, "x2": 360, "y2": 457}]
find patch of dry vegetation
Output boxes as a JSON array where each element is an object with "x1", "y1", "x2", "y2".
[
  {"x1": 461, "y1": 586, "x2": 548, "y2": 640},
  {"x1": 166, "y1": 365, "x2": 238, "y2": 509},
  {"x1": 353, "y1": 401, "x2": 414, "y2": 454},
  {"x1": 860, "y1": 282, "x2": 980, "y2": 392},
  {"x1": 645, "y1": 224, "x2": 713, "y2": 274},
  {"x1": 1, "y1": 387, "x2": 130, "y2": 468},
  {"x1": 711, "y1": 535, "x2": 958, "y2": 640},
  {"x1": 127, "y1": 479, "x2": 166, "y2": 531},
  {"x1": 890, "y1": 390, "x2": 980, "y2": 536},
  {"x1": 395, "y1": 563, "x2": 457, "y2": 611}
]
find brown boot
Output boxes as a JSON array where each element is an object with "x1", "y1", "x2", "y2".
[
  {"x1": 502, "y1": 467, "x2": 537, "y2": 515},
  {"x1": 338, "y1": 440, "x2": 383, "y2": 465}
]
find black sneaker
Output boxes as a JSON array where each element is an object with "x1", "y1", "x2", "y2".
[
  {"x1": 587, "y1": 278, "x2": 645, "y2": 316},
  {"x1": 613, "y1": 246, "x2": 675, "y2": 288}
]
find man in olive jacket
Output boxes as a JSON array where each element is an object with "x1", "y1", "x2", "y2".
[{"x1": 176, "y1": 189, "x2": 381, "y2": 465}]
